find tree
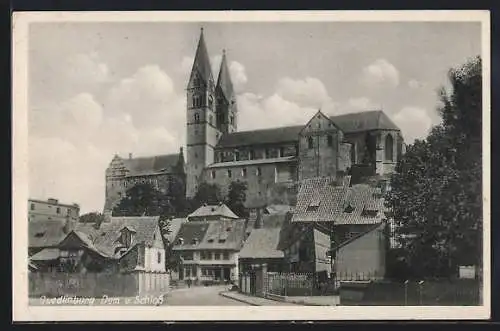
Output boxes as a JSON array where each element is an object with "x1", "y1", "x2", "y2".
[
  {"x1": 226, "y1": 181, "x2": 248, "y2": 218},
  {"x1": 79, "y1": 212, "x2": 105, "y2": 224},
  {"x1": 112, "y1": 183, "x2": 173, "y2": 217},
  {"x1": 385, "y1": 56, "x2": 482, "y2": 279},
  {"x1": 186, "y1": 182, "x2": 223, "y2": 213}
]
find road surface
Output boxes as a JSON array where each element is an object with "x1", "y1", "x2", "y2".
[{"x1": 163, "y1": 285, "x2": 248, "y2": 306}]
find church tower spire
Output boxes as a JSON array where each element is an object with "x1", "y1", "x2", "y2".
[
  {"x1": 215, "y1": 49, "x2": 238, "y2": 134},
  {"x1": 185, "y1": 28, "x2": 219, "y2": 198}
]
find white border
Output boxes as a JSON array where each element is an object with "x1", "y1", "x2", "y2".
[{"x1": 12, "y1": 10, "x2": 491, "y2": 321}]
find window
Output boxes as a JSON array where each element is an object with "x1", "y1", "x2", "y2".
[
  {"x1": 227, "y1": 170, "x2": 232, "y2": 178},
  {"x1": 249, "y1": 150, "x2": 255, "y2": 160},
  {"x1": 308, "y1": 137, "x2": 314, "y2": 149},
  {"x1": 211, "y1": 170, "x2": 216, "y2": 179},
  {"x1": 350, "y1": 143, "x2": 356, "y2": 164},
  {"x1": 306, "y1": 198, "x2": 320, "y2": 212},
  {"x1": 182, "y1": 252, "x2": 194, "y2": 260},
  {"x1": 214, "y1": 252, "x2": 221, "y2": 260},
  {"x1": 157, "y1": 251, "x2": 162, "y2": 264},
  {"x1": 223, "y1": 252, "x2": 230, "y2": 260},
  {"x1": 234, "y1": 150, "x2": 240, "y2": 161},
  {"x1": 279, "y1": 147, "x2": 285, "y2": 157},
  {"x1": 30, "y1": 203, "x2": 35, "y2": 211},
  {"x1": 242, "y1": 168, "x2": 247, "y2": 177},
  {"x1": 385, "y1": 134, "x2": 394, "y2": 161},
  {"x1": 230, "y1": 116, "x2": 234, "y2": 125},
  {"x1": 327, "y1": 135, "x2": 333, "y2": 147},
  {"x1": 265, "y1": 149, "x2": 270, "y2": 158},
  {"x1": 209, "y1": 114, "x2": 213, "y2": 125},
  {"x1": 256, "y1": 167, "x2": 262, "y2": 176},
  {"x1": 34, "y1": 231, "x2": 45, "y2": 238},
  {"x1": 194, "y1": 113, "x2": 200, "y2": 123},
  {"x1": 56, "y1": 207, "x2": 60, "y2": 214},
  {"x1": 194, "y1": 152, "x2": 198, "y2": 159},
  {"x1": 344, "y1": 204, "x2": 355, "y2": 213},
  {"x1": 218, "y1": 239, "x2": 226, "y2": 243}
]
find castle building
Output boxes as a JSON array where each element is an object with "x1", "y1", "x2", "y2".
[{"x1": 104, "y1": 28, "x2": 405, "y2": 213}]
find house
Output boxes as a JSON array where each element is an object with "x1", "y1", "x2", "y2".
[
  {"x1": 29, "y1": 198, "x2": 80, "y2": 223},
  {"x1": 291, "y1": 176, "x2": 388, "y2": 281},
  {"x1": 187, "y1": 203, "x2": 239, "y2": 222},
  {"x1": 171, "y1": 218, "x2": 246, "y2": 282}
]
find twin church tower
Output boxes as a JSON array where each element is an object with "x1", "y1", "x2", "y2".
[{"x1": 185, "y1": 28, "x2": 238, "y2": 198}]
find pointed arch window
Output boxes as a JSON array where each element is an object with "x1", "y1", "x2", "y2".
[
  {"x1": 192, "y1": 95, "x2": 202, "y2": 108},
  {"x1": 308, "y1": 137, "x2": 314, "y2": 149},
  {"x1": 194, "y1": 113, "x2": 200, "y2": 123},
  {"x1": 385, "y1": 134, "x2": 394, "y2": 161}
]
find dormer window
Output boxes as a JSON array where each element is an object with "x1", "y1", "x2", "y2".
[
  {"x1": 344, "y1": 204, "x2": 354, "y2": 213},
  {"x1": 218, "y1": 239, "x2": 226, "y2": 243},
  {"x1": 178, "y1": 237, "x2": 184, "y2": 245},
  {"x1": 34, "y1": 231, "x2": 45, "y2": 238},
  {"x1": 306, "y1": 199, "x2": 320, "y2": 212},
  {"x1": 192, "y1": 238, "x2": 199, "y2": 245}
]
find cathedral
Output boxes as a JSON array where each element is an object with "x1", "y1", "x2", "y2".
[{"x1": 104, "y1": 28, "x2": 405, "y2": 213}]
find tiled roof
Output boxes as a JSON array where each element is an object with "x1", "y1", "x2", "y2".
[
  {"x1": 172, "y1": 219, "x2": 246, "y2": 251},
  {"x1": 188, "y1": 203, "x2": 239, "y2": 220},
  {"x1": 291, "y1": 177, "x2": 385, "y2": 225},
  {"x1": 75, "y1": 216, "x2": 160, "y2": 257},
  {"x1": 30, "y1": 248, "x2": 60, "y2": 261},
  {"x1": 165, "y1": 218, "x2": 187, "y2": 244},
  {"x1": 29, "y1": 220, "x2": 70, "y2": 248},
  {"x1": 215, "y1": 111, "x2": 400, "y2": 149},
  {"x1": 122, "y1": 153, "x2": 180, "y2": 176},
  {"x1": 239, "y1": 228, "x2": 284, "y2": 259},
  {"x1": 328, "y1": 110, "x2": 400, "y2": 133},
  {"x1": 206, "y1": 156, "x2": 296, "y2": 168}
]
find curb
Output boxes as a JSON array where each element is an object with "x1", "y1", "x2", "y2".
[{"x1": 219, "y1": 292, "x2": 260, "y2": 306}]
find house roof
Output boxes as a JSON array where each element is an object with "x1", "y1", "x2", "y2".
[
  {"x1": 215, "y1": 110, "x2": 400, "y2": 149},
  {"x1": 239, "y1": 228, "x2": 284, "y2": 259},
  {"x1": 29, "y1": 220, "x2": 69, "y2": 248},
  {"x1": 172, "y1": 219, "x2": 246, "y2": 251},
  {"x1": 264, "y1": 204, "x2": 294, "y2": 215},
  {"x1": 187, "y1": 203, "x2": 239, "y2": 220},
  {"x1": 122, "y1": 153, "x2": 181, "y2": 177},
  {"x1": 164, "y1": 218, "x2": 187, "y2": 244},
  {"x1": 75, "y1": 216, "x2": 160, "y2": 257},
  {"x1": 291, "y1": 177, "x2": 386, "y2": 225},
  {"x1": 30, "y1": 248, "x2": 60, "y2": 261}
]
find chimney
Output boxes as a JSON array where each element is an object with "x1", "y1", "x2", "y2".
[{"x1": 129, "y1": 153, "x2": 133, "y2": 160}]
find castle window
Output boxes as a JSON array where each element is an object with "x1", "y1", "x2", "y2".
[
  {"x1": 30, "y1": 203, "x2": 35, "y2": 211},
  {"x1": 308, "y1": 137, "x2": 314, "y2": 149},
  {"x1": 194, "y1": 113, "x2": 200, "y2": 123},
  {"x1": 385, "y1": 134, "x2": 394, "y2": 161},
  {"x1": 327, "y1": 135, "x2": 333, "y2": 147},
  {"x1": 228, "y1": 170, "x2": 232, "y2": 178},
  {"x1": 256, "y1": 167, "x2": 262, "y2": 176},
  {"x1": 211, "y1": 170, "x2": 216, "y2": 179},
  {"x1": 242, "y1": 168, "x2": 247, "y2": 177}
]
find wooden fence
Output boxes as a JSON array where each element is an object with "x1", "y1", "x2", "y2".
[{"x1": 29, "y1": 272, "x2": 170, "y2": 298}]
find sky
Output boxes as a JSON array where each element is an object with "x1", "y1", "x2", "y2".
[{"x1": 27, "y1": 21, "x2": 481, "y2": 213}]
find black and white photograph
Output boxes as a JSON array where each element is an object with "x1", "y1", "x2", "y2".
[{"x1": 12, "y1": 10, "x2": 490, "y2": 321}]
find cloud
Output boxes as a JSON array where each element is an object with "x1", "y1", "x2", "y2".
[
  {"x1": 408, "y1": 79, "x2": 423, "y2": 89},
  {"x1": 229, "y1": 61, "x2": 248, "y2": 92},
  {"x1": 276, "y1": 77, "x2": 331, "y2": 108},
  {"x1": 29, "y1": 65, "x2": 186, "y2": 213},
  {"x1": 362, "y1": 58, "x2": 400, "y2": 89},
  {"x1": 335, "y1": 97, "x2": 379, "y2": 114},
  {"x1": 392, "y1": 106, "x2": 433, "y2": 143},
  {"x1": 237, "y1": 92, "x2": 317, "y2": 131},
  {"x1": 63, "y1": 52, "x2": 111, "y2": 88}
]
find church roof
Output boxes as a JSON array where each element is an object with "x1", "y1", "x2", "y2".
[
  {"x1": 216, "y1": 125, "x2": 303, "y2": 148},
  {"x1": 122, "y1": 153, "x2": 181, "y2": 176},
  {"x1": 328, "y1": 110, "x2": 400, "y2": 133},
  {"x1": 190, "y1": 28, "x2": 214, "y2": 85},
  {"x1": 216, "y1": 50, "x2": 234, "y2": 101},
  {"x1": 215, "y1": 110, "x2": 400, "y2": 148}
]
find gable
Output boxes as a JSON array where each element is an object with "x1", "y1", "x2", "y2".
[{"x1": 300, "y1": 111, "x2": 341, "y2": 136}]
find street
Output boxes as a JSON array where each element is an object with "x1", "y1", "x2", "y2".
[{"x1": 163, "y1": 285, "x2": 248, "y2": 306}]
